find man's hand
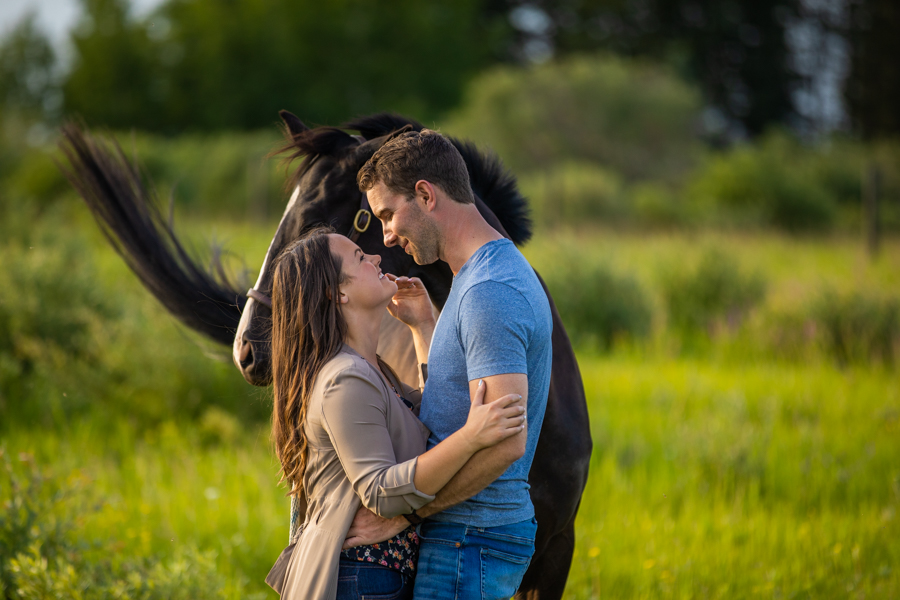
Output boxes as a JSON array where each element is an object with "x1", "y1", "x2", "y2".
[
  {"x1": 387, "y1": 275, "x2": 434, "y2": 329},
  {"x1": 343, "y1": 507, "x2": 410, "y2": 549}
]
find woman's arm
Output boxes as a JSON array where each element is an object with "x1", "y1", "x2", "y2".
[
  {"x1": 321, "y1": 370, "x2": 433, "y2": 519},
  {"x1": 412, "y1": 379, "x2": 524, "y2": 495},
  {"x1": 321, "y1": 369, "x2": 524, "y2": 518}
]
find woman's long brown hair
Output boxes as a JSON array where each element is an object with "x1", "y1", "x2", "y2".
[{"x1": 270, "y1": 226, "x2": 347, "y2": 497}]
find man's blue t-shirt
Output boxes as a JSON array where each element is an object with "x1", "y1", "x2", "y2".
[{"x1": 420, "y1": 238, "x2": 553, "y2": 527}]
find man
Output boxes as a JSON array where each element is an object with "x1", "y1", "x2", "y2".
[{"x1": 348, "y1": 129, "x2": 552, "y2": 599}]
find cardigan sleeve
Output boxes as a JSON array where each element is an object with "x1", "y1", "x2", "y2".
[{"x1": 320, "y1": 368, "x2": 434, "y2": 518}]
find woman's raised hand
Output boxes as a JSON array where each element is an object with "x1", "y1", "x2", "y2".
[
  {"x1": 386, "y1": 275, "x2": 435, "y2": 328},
  {"x1": 461, "y1": 379, "x2": 527, "y2": 451}
]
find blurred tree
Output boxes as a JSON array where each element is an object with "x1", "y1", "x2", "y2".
[
  {"x1": 62, "y1": 0, "x2": 515, "y2": 132},
  {"x1": 447, "y1": 54, "x2": 701, "y2": 180},
  {"x1": 63, "y1": 0, "x2": 164, "y2": 129},
  {"x1": 0, "y1": 15, "x2": 58, "y2": 119},
  {"x1": 844, "y1": 0, "x2": 900, "y2": 139},
  {"x1": 504, "y1": 0, "x2": 801, "y2": 138}
]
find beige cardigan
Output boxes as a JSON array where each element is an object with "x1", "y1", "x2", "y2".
[{"x1": 266, "y1": 344, "x2": 433, "y2": 599}]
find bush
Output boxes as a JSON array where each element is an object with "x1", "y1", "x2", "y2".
[
  {"x1": 447, "y1": 53, "x2": 702, "y2": 182},
  {"x1": 0, "y1": 231, "x2": 116, "y2": 423},
  {"x1": 131, "y1": 131, "x2": 287, "y2": 220},
  {"x1": 540, "y1": 256, "x2": 652, "y2": 350},
  {"x1": 813, "y1": 290, "x2": 899, "y2": 366},
  {"x1": 0, "y1": 202, "x2": 266, "y2": 430},
  {"x1": 0, "y1": 448, "x2": 235, "y2": 600},
  {"x1": 687, "y1": 132, "x2": 838, "y2": 232},
  {"x1": 660, "y1": 249, "x2": 766, "y2": 337},
  {"x1": 519, "y1": 162, "x2": 628, "y2": 228}
]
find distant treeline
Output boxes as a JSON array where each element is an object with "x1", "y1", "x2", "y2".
[{"x1": 1, "y1": 0, "x2": 899, "y2": 138}]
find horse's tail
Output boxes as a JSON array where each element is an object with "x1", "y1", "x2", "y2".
[{"x1": 58, "y1": 123, "x2": 246, "y2": 346}]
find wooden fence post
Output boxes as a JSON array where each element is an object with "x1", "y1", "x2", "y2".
[{"x1": 863, "y1": 164, "x2": 881, "y2": 259}]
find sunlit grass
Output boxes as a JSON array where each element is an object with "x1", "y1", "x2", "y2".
[
  {"x1": 3, "y1": 221, "x2": 899, "y2": 597},
  {"x1": 564, "y1": 354, "x2": 900, "y2": 598},
  {"x1": 5, "y1": 350, "x2": 898, "y2": 598}
]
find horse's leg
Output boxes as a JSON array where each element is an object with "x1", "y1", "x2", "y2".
[{"x1": 515, "y1": 522, "x2": 576, "y2": 600}]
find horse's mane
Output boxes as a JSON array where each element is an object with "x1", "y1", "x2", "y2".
[{"x1": 280, "y1": 113, "x2": 532, "y2": 246}]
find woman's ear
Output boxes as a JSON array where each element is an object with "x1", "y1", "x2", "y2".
[{"x1": 326, "y1": 287, "x2": 348, "y2": 304}]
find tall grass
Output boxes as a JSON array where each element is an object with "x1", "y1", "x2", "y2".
[{"x1": 2, "y1": 207, "x2": 899, "y2": 597}]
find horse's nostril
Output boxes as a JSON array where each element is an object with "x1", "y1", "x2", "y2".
[{"x1": 238, "y1": 335, "x2": 253, "y2": 369}]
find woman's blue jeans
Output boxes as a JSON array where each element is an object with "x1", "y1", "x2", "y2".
[
  {"x1": 336, "y1": 559, "x2": 413, "y2": 600},
  {"x1": 411, "y1": 517, "x2": 538, "y2": 600}
]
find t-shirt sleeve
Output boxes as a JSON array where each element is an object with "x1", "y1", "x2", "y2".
[{"x1": 458, "y1": 280, "x2": 534, "y2": 381}]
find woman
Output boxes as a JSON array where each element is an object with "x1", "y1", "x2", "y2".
[{"x1": 265, "y1": 227, "x2": 526, "y2": 599}]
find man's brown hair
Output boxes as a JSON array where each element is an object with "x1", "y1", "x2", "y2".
[{"x1": 357, "y1": 129, "x2": 474, "y2": 204}]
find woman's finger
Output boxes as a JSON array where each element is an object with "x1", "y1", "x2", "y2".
[
  {"x1": 493, "y1": 393, "x2": 523, "y2": 408},
  {"x1": 471, "y1": 379, "x2": 486, "y2": 406},
  {"x1": 499, "y1": 405, "x2": 526, "y2": 419}
]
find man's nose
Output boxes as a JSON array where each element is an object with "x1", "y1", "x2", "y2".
[{"x1": 383, "y1": 228, "x2": 397, "y2": 247}]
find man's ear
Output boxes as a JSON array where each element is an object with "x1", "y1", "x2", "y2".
[{"x1": 414, "y1": 180, "x2": 437, "y2": 212}]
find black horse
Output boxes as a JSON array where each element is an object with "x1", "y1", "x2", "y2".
[{"x1": 59, "y1": 112, "x2": 592, "y2": 599}]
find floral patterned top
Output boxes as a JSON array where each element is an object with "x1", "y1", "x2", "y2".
[{"x1": 340, "y1": 526, "x2": 419, "y2": 576}]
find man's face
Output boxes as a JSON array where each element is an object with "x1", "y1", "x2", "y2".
[{"x1": 367, "y1": 181, "x2": 441, "y2": 265}]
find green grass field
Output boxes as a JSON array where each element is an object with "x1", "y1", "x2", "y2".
[{"x1": 2, "y1": 216, "x2": 899, "y2": 598}]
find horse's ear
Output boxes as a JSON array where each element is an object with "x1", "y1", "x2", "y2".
[{"x1": 279, "y1": 110, "x2": 309, "y2": 137}]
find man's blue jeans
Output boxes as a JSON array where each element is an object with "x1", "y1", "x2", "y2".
[{"x1": 412, "y1": 517, "x2": 537, "y2": 600}]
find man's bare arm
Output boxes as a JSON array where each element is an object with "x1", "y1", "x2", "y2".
[
  {"x1": 343, "y1": 373, "x2": 528, "y2": 546},
  {"x1": 417, "y1": 372, "x2": 527, "y2": 518}
]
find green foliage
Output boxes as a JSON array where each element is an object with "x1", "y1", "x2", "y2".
[
  {"x1": 537, "y1": 246, "x2": 652, "y2": 349},
  {"x1": 687, "y1": 132, "x2": 839, "y2": 231},
  {"x1": 0, "y1": 225, "x2": 115, "y2": 421},
  {"x1": 0, "y1": 202, "x2": 266, "y2": 430},
  {"x1": 0, "y1": 15, "x2": 57, "y2": 119},
  {"x1": 520, "y1": 163, "x2": 697, "y2": 230},
  {"x1": 813, "y1": 290, "x2": 899, "y2": 366},
  {"x1": 659, "y1": 249, "x2": 766, "y2": 338},
  {"x1": 128, "y1": 130, "x2": 287, "y2": 219},
  {"x1": 60, "y1": 0, "x2": 509, "y2": 131},
  {"x1": 519, "y1": 162, "x2": 628, "y2": 227},
  {"x1": 0, "y1": 448, "x2": 236, "y2": 600},
  {"x1": 447, "y1": 54, "x2": 702, "y2": 181}
]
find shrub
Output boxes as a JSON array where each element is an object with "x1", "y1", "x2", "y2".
[
  {"x1": 540, "y1": 256, "x2": 652, "y2": 350},
  {"x1": 660, "y1": 249, "x2": 766, "y2": 337},
  {"x1": 447, "y1": 53, "x2": 702, "y2": 182},
  {"x1": 0, "y1": 448, "x2": 234, "y2": 599},
  {"x1": 687, "y1": 132, "x2": 839, "y2": 232},
  {"x1": 813, "y1": 290, "x2": 899, "y2": 366},
  {"x1": 519, "y1": 162, "x2": 628, "y2": 228},
  {"x1": 0, "y1": 232, "x2": 115, "y2": 423},
  {"x1": 0, "y1": 202, "x2": 265, "y2": 430}
]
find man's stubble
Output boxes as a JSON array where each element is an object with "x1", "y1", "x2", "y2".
[{"x1": 406, "y1": 202, "x2": 443, "y2": 266}]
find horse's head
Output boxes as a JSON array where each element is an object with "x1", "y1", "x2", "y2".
[{"x1": 233, "y1": 111, "x2": 531, "y2": 386}]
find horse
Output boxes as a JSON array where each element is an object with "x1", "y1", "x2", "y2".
[{"x1": 59, "y1": 111, "x2": 592, "y2": 599}]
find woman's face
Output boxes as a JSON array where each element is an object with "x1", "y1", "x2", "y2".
[{"x1": 328, "y1": 233, "x2": 397, "y2": 308}]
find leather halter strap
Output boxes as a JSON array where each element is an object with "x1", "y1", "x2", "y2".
[
  {"x1": 348, "y1": 190, "x2": 372, "y2": 243},
  {"x1": 247, "y1": 287, "x2": 271, "y2": 308}
]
